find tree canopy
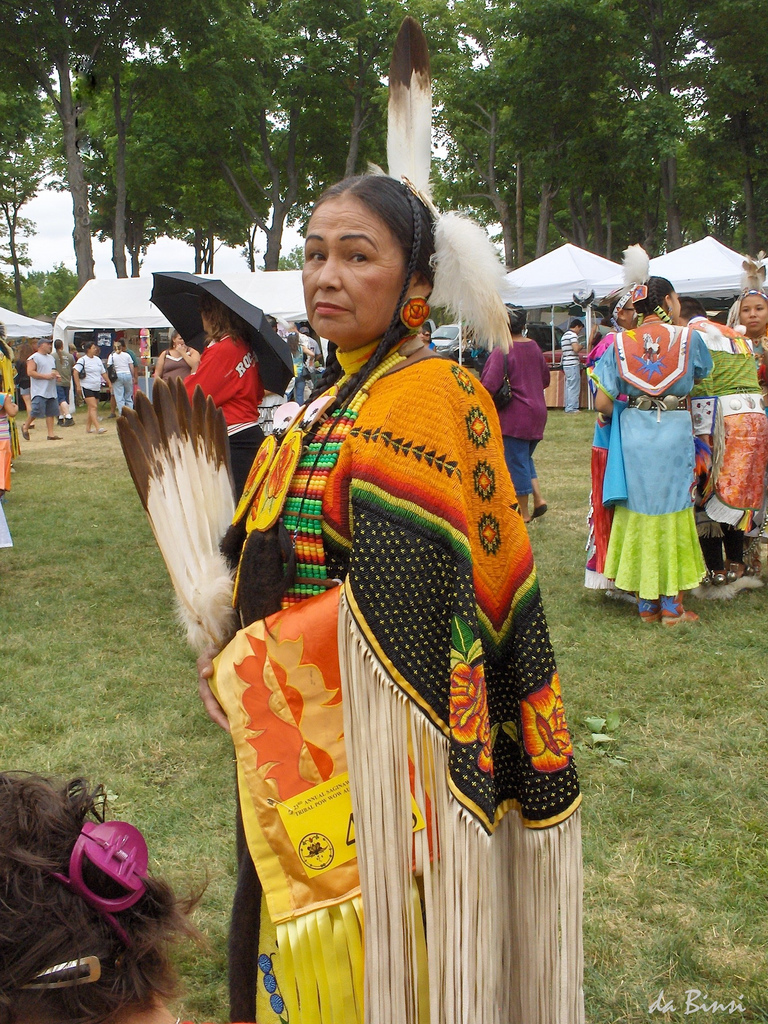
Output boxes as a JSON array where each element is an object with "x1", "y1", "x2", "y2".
[{"x1": 1, "y1": 0, "x2": 765, "y2": 294}]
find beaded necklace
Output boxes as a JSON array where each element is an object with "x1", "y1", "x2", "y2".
[{"x1": 281, "y1": 343, "x2": 408, "y2": 606}]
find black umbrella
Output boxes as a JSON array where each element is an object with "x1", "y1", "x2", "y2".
[{"x1": 150, "y1": 271, "x2": 294, "y2": 396}]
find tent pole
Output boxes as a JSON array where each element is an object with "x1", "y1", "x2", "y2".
[{"x1": 550, "y1": 306, "x2": 555, "y2": 360}]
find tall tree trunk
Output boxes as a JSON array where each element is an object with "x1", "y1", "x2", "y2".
[
  {"x1": 111, "y1": 72, "x2": 129, "y2": 278},
  {"x1": 3, "y1": 206, "x2": 25, "y2": 314},
  {"x1": 743, "y1": 162, "x2": 757, "y2": 256},
  {"x1": 345, "y1": 41, "x2": 367, "y2": 178},
  {"x1": 536, "y1": 182, "x2": 556, "y2": 258},
  {"x1": 56, "y1": 56, "x2": 94, "y2": 287},
  {"x1": 515, "y1": 157, "x2": 525, "y2": 267},
  {"x1": 264, "y1": 221, "x2": 283, "y2": 272},
  {"x1": 568, "y1": 189, "x2": 588, "y2": 248},
  {"x1": 246, "y1": 224, "x2": 258, "y2": 271},
  {"x1": 126, "y1": 213, "x2": 144, "y2": 277},
  {"x1": 660, "y1": 155, "x2": 683, "y2": 250},
  {"x1": 206, "y1": 229, "x2": 215, "y2": 273},
  {"x1": 605, "y1": 199, "x2": 612, "y2": 261},
  {"x1": 591, "y1": 194, "x2": 604, "y2": 255},
  {"x1": 193, "y1": 228, "x2": 203, "y2": 273},
  {"x1": 495, "y1": 198, "x2": 514, "y2": 271}
]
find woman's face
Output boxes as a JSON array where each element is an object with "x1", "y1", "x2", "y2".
[
  {"x1": 86, "y1": 344, "x2": 99, "y2": 356},
  {"x1": 615, "y1": 300, "x2": 636, "y2": 330},
  {"x1": 303, "y1": 194, "x2": 430, "y2": 352},
  {"x1": 739, "y1": 294, "x2": 768, "y2": 339},
  {"x1": 665, "y1": 291, "x2": 681, "y2": 322}
]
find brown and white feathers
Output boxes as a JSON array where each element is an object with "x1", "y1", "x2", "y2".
[
  {"x1": 117, "y1": 379, "x2": 237, "y2": 652},
  {"x1": 387, "y1": 17, "x2": 433, "y2": 198},
  {"x1": 386, "y1": 18, "x2": 510, "y2": 351}
]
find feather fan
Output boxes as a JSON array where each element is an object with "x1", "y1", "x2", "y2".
[
  {"x1": 387, "y1": 17, "x2": 432, "y2": 196},
  {"x1": 117, "y1": 379, "x2": 238, "y2": 652}
]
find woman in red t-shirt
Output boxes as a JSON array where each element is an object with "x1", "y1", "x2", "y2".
[{"x1": 184, "y1": 294, "x2": 266, "y2": 498}]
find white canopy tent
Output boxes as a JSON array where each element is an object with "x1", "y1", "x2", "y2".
[
  {"x1": 594, "y1": 237, "x2": 749, "y2": 300},
  {"x1": 499, "y1": 244, "x2": 621, "y2": 309},
  {"x1": 0, "y1": 305, "x2": 52, "y2": 339},
  {"x1": 53, "y1": 270, "x2": 308, "y2": 347}
]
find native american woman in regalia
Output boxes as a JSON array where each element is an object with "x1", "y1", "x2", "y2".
[
  {"x1": 592, "y1": 247, "x2": 713, "y2": 624},
  {"x1": 119, "y1": 20, "x2": 583, "y2": 1024}
]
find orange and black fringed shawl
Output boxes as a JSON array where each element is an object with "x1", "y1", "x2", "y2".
[{"x1": 325, "y1": 356, "x2": 581, "y2": 832}]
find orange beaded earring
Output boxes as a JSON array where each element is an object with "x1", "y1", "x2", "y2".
[{"x1": 400, "y1": 296, "x2": 431, "y2": 330}]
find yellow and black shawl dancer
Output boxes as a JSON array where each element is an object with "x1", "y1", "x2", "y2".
[{"x1": 119, "y1": 19, "x2": 583, "y2": 1024}]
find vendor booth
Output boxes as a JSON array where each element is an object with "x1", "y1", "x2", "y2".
[
  {"x1": 499, "y1": 245, "x2": 621, "y2": 409},
  {"x1": 53, "y1": 271, "x2": 307, "y2": 349},
  {"x1": 594, "y1": 237, "x2": 749, "y2": 301},
  {"x1": 500, "y1": 243, "x2": 621, "y2": 309},
  {"x1": 0, "y1": 305, "x2": 52, "y2": 339}
]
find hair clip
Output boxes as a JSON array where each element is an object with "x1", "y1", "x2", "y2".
[
  {"x1": 51, "y1": 820, "x2": 148, "y2": 947},
  {"x1": 631, "y1": 284, "x2": 648, "y2": 302},
  {"x1": 23, "y1": 956, "x2": 101, "y2": 990}
]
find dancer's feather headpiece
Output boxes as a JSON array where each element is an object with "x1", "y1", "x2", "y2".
[
  {"x1": 385, "y1": 18, "x2": 511, "y2": 351},
  {"x1": 622, "y1": 244, "x2": 650, "y2": 303},
  {"x1": 727, "y1": 253, "x2": 768, "y2": 327}
]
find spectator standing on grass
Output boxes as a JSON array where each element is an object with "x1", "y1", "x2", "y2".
[
  {"x1": 107, "y1": 339, "x2": 137, "y2": 415},
  {"x1": 481, "y1": 306, "x2": 550, "y2": 522},
  {"x1": 53, "y1": 340, "x2": 75, "y2": 427},
  {"x1": 417, "y1": 321, "x2": 433, "y2": 348},
  {"x1": 293, "y1": 326, "x2": 322, "y2": 405},
  {"x1": 22, "y1": 339, "x2": 62, "y2": 441},
  {"x1": 0, "y1": 377, "x2": 18, "y2": 496},
  {"x1": 560, "y1": 318, "x2": 585, "y2": 413},
  {"x1": 153, "y1": 330, "x2": 200, "y2": 384},
  {"x1": 14, "y1": 341, "x2": 32, "y2": 420},
  {"x1": 74, "y1": 341, "x2": 110, "y2": 435}
]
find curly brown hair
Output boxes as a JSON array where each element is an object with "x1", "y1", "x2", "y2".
[
  {"x1": 0, "y1": 773, "x2": 200, "y2": 1024},
  {"x1": 198, "y1": 293, "x2": 249, "y2": 345}
]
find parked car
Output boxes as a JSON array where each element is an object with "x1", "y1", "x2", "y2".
[{"x1": 431, "y1": 323, "x2": 488, "y2": 372}]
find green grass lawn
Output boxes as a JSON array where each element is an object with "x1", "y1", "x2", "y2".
[{"x1": 2, "y1": 405, "x2": 766, "y2": 1022}]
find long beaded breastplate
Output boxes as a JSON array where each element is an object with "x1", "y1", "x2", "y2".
[{"x1": 232, "y1": 342, "x2": 411, "y2": 610}]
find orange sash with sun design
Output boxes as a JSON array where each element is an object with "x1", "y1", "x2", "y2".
[{"x1": 211, "y1": 586, "x2": 362, "y2": 923}]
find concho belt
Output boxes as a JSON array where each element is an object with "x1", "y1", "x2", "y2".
[
  {"x1": 626, "y1": 395, "x2": 688, "y2": 412},
  {"x1": 720, "y1": 392, "x2": 764, "y2": 417}
]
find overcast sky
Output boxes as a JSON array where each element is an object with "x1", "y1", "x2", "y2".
[{"x1": 23, "y1": 187, "x2": 304, "y2": 278}]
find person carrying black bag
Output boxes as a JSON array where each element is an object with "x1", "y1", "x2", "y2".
[{"x1": 480, "y1": 307, "x2": 550, "y2": 521}]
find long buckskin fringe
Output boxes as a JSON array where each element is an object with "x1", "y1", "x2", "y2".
[{"x1": 338, "y1": 593, "x2": 584, "y2": 1024}]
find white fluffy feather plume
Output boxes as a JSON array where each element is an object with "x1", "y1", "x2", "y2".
[
  {"x1": 728, "y1": 252, "x2": 768, "y2": 326},
  {"x1": 117, "y1": 379, "x2": 237, "y2": 652},
  {"x1": 622, "y1": 244, "x2": 650, "y2": 290},
  {"x1": 429, "y1": 212, "x2": 512, "y2": 351},
  {"x1": 387, "y1": 17, "x2": 432, "y2": 196}
]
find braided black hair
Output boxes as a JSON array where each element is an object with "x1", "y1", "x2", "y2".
[
  {"x1": 633, "y1": 276, "x2": 676, "y2": 321},
  {"x1": 227, "y1": 175, "x2": 436, "y2": 620}
]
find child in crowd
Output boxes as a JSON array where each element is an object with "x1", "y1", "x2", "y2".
[{"x1": 0, "y1": 772, "x2": 254, "y2": 1024}]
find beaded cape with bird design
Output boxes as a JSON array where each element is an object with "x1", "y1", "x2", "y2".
[{"x1": 231, "y1": 350, "x2": 580, "y2": 832}]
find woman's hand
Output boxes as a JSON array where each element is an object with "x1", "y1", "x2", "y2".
[{"x1": 197, "y1": 645, "x2": 230, "y2": 731}]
